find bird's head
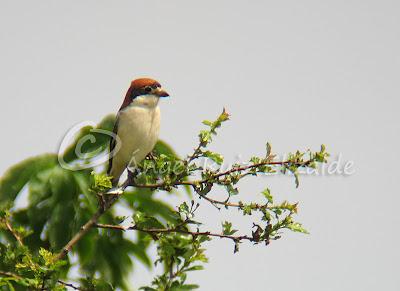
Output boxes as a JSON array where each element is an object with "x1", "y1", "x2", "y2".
[{"x1": 120, "y1": 78, "x2": 169, "y2": 110}]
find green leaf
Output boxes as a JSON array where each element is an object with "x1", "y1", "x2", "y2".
[
  {"x1": 242, "y1": 205, "x2": 252, "y2": 215},
  {"x1": 76, "y1": 231, "x2": 96, "y2": 265},
  {"x1": 199, "y1": 130, "x2": 212, "y2": 145},
  {"x1": 62, "y1": 114, "x2": 115, "y2": 163},
  {"x1": 287, "y1": 222, "x2": 309, "y2": 234},
  {"x1": 154, "y1": 140, "x2": 179, "y2": 158},
  {"x1": 225, "y1": 184, "x2": 239, "y2": 196},
  {"x1": 48, "y1": 203, "x2": 75, "y2": 249},
  {"x1": 266, "y1": 142, "x2": 272, "y2": 156},
  {"x1": 0, "y1": 154, "x2": 57, "y2": 204},
  {"x1": 174, "y1": 284, "x2": 200, "y2": 290},
  {"x1": 133, "y1": 212, "x2": 165, "y2": 229},
  {"x1": 202, "y1": 120, "x2": 213, "y2": 126},
  {"x1": 201, "y1": 108, "x2": 230, "y2": 136},
  {"x1": 261, "y1": 188, "x2": 273, "y2": 204},
  {"x1": 49, "y1": 167, "x2": 76, "y2": 202},
  {"x1": 178, "y1": 202, "x2": 190, "y2": 216},
  {"x1": 73, "y1": 170, "x2": 97, "y2": 212},
  {"x1": 90, "y1": 172, "x2": 112, "y2": 192},
  {"x1": 129, "y1": 243, "x2": 152, "y2": 268},
  {"x1": 222, "y1": 221, "x2": 237, "y2": 235},
  {"x1": 122, "y1": 188, "x2": 178, "y2": 224},
  {"x1": 203, "y1": 151, "x2": 224, "y2": 165},
  {"x1": 185, "y1": 265, "x2": 204, "y2": 272},
  {"x1": 39, "y1": 248, "x2": 55, "y2": 266}
]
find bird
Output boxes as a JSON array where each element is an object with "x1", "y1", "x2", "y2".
[{"x1": 107, "y1": 78, "x2": 169, "y2": 186}]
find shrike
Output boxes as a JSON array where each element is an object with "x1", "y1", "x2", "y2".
[{"x1": 108, "y1": 78, "x2": 169, "y2": 186}]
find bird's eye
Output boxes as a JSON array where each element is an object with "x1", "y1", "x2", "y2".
[{"x1": 144, "y1": 86, "x2": 152, "y2": 93}]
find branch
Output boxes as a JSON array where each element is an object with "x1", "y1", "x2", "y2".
[
  {"x1": 130, "y1": 159, "x2": 311, "y2": 189},
  {"x1": 54, "y1": 186, "x2": 126, "y2": 261},
  {"x1": 94, "y1": 223, "x2": 254, "y2": 243}
]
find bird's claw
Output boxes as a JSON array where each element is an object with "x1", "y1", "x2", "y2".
[
  {"x1": 127, "y1": 168, "x2": 140, "y2": 186},
  {"x1": 97, "y1": 193, "x2": 107, "y2": 211},
  {"x1": 145, "y1": 151, "x2": 156, "y2": 160}
]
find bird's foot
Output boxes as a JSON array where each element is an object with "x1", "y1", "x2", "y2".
[
  {"x1": 145, "y1": 151, "x2": 157, "y2": 161},
  {"x1": 96, "y1": 193, "x2": 107, "y2": 211},
  {"x1": 127, "y1": 168, "x2": 140, "y2": 186}
]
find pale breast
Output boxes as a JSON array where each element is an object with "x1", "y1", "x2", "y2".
[{"x1": 115, "y1": 103, "x2": 160, "y2": 168}]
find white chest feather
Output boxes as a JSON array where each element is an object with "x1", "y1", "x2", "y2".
[{"x1": 111, "y1": 96, "x2": 160, "y2": 178}]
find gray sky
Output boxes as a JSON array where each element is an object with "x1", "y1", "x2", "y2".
[{"x1": 1, "y1": 1, "x2": 399, "y2": 290}]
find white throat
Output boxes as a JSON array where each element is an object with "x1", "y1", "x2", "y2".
[{"x1": 129, "y1": 95, "x2": 160, "y2": 109}]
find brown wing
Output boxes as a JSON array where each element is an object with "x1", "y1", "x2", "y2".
[
  {"x1": 107, "y1": 115, "x2": 120, "y2": 175},
  {"x1": 108, "y1": 85, "x2": 132, "y2": 176}
]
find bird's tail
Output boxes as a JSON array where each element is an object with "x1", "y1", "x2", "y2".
[
  {"x1": 108, "y1": 169, "x2": 118, "y2": 188},
  {"x1": 107, "y1": 152, "x2": 119, "y2": 187},
  {"x1": 108, "y1": 164, "x2": 124, "y2": 188}
]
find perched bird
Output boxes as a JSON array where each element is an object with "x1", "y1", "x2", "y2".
[{"x1": 108, "y1": 78, "x2": 169, "y2": 186}]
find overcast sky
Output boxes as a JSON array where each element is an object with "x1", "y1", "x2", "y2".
[{"x1": 1, "y1": 1, "x2": 399, "y2": 290}]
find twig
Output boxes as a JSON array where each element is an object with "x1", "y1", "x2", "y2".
[
  {"x1": 94, "y1": 223, "x2": 127, "y2": 231},
  {"x1": 2, "y1": 218, "x2": 24, "y2": 246},
  {"x1": 0, "y1": 270, "x2": 23, "y2": 280},
  {"x1": 57, "y1": 280, "x2": 83, "y2": 290},
  {"x1": 186, "y1": 144, "x2": 203, "y2": 163},
  {"x1": 196, "y1": 193, "x2": 253, "y2": 209}
]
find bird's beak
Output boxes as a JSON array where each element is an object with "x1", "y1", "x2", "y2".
[{"x1": 155, "y1": 87, "x2": 169, "y2": 97}]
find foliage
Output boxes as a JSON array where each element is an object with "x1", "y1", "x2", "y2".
[{"x1": 0, "y1": 109, "x2": 328, "y2": 290}]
